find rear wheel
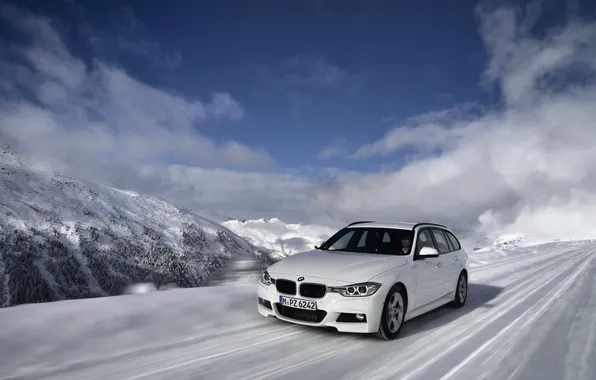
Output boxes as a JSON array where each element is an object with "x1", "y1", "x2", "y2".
[
  {"x1": 375, "y1": 285, "x2": 407, "y2": 340},
  {"x1": 452, "y1": 271, "x2": 467, "y2": 308}
]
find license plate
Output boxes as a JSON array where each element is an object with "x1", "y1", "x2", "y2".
[{"x1": 279, "y1": 296, "x2": 317, "y2": 310}]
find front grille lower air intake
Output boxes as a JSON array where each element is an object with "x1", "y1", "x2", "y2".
[{"x1": 275, "y1": 303, "x2": 327, "y2": 323}]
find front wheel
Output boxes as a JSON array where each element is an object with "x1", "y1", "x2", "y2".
[
  {"x1": 452, "y1": 271, "x2": 467, "y2": 308},
  {"x1": 374, "y1": 285, "x2": 407, "y2": 340}
]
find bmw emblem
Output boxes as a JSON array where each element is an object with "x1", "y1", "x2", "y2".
[{"x1": 297, "y1": 276, "x2": 305, "y2": 282}]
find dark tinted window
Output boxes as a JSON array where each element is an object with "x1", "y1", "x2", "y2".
[
  {"x1": 445, "y1": 231, "x2": 461, "y2": 251},
  {"x1": 319, "y1": 227, "x2": 414, "y2": 255}
]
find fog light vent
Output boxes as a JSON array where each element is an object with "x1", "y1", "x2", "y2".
[{"x1": 336, "y1": 313, "x2": 367, "y2": 323}]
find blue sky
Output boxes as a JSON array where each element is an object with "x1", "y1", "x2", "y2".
[
  {"x1": 4, "y1": 0, "x2": 592, "y2": 171},
  {"x1": 5, "y1": 0, "x2": 498, "y2": 171},
  {"x1": 2, "y1": 0, "x2": 596, "y2": 237}
]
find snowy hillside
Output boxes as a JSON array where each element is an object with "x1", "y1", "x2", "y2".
[
  {"x1": 0, "y1": 146, "x2": 272, "y2": 307},
  {"x1": 222, "y1": 217, "x2": 337, "y2": 257}
]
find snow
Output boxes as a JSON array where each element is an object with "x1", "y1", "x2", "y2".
[
  {"x1": 0, "y1": 153, "x2": 227, "y2": 250},
  {"x1": 0, "y1": 145, "x2": 272, "y2": 306},
  {"x1": 223, "y1": 218, "x2": 497, "y2": 258},
  {"x1": 222, "y1": 217, "x2": 337, "y2": 257},
  {"x1": 1, "y1": 241, "x2": 595, "y2": 379},
  {"x1": 123, "y1": 282, "x2": 158, "y2": 294},
  {"x1": 222, "y1": 218, "x2": 552, "y2": 259}
]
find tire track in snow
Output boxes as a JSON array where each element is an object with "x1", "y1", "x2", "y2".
[
  {"x1": 353, "y1": 247, "x2": 594, "y2": 380},
  {"x1": 117, "y1": 329, "x2": 363, "y2": 380},
  {"x1": 2, "y1": 243, "x2": 595, "y2": 380},
  {"x1": 365, "y1": 249, "x2": 584, "y2": 359},
  {"x1": 207, "y1": 336, "x2": 369, "y2": 380},
  {"x1": 562, "y1": 258, "x2": 596, "y2": 380},
  {"x1": 415, "y1": 248, "x2": 594, "y2": 380},
  {"x1": 0, "y1": 323, "x2": 300, "y2": 380},
  {"x1": 109, "y1": 245, "x2": 595, "y2": 380},
  {"x1": 471, "y1": 247, "x2": 582, "y2": 286},
  {"x1": 455, "y1": 250, "x2": 596, "y2": 380},
  {"x1": 471, "y1": 245, "x2": 587, "y2": 277},
  {"x1": 436, "y1": 249, "x2": 596, "y2": 380},
  {"x1": 87, "y1": 326, "x2": 305, "y2": 380},
  {"x1": 340, "y1": 251, "x2": 583, "y2": 380}
]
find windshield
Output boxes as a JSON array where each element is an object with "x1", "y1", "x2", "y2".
[{"x1": 318, "y1": 227, "x2": 414, "y2": 255}]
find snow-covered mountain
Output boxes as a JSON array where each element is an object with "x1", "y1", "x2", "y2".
[
  {"x1": 459, "y1": 233, "x2": 493, "y2": 252},
  {"x1": 222, "y1": 216, "x2": 511, "y2": 257},
  {"x1": 222, "y1": 218, "x2": 563, "y2": 258},
  {"x1": 0, "y1": 146, "x2": 272, "y2": 307},
  {"x1": 222, "y1": 218, "x2": 500, "y2": 258},
  {"x1": 222, "y1": 217, "x2": 337, "y2": 257}
]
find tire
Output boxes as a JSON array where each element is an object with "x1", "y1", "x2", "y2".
[
  {"x1": 452, "y1": 271, "x2": 467, "y2": 308},
  {"x1": 374, "y1": 284, "x2": 407, "y2": 340}
]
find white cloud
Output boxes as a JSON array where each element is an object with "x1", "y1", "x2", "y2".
[
  {"x1": 0, "y1": 5, "x2": 86, "y2": 90},
  {"x1": 0, "y1": 5, "x2": 254, "y2": 161},
  {"x1": 318, "y1": 138, "x2": 348, "y2": 159},
  {"x1": 315, "y1": 4, "x2": 596, "y2": 241},
  {"x1": 143, "y1": 165, "x2": 320, "y2": 223},
  {"x1": 0, "y1": 3, "x2": 299, "y2": 221},
  {"x1": 3, "y1": 1, "x2": 596, "y2": 244},
  {"x1": 351, "y1": 103, "x2": 488, "y2": 158},
  {"x1": 478, "y1": 5, "x2": 596, "y2": 106},
  {"x1": 206, "y1": 93, "x2": 245, "y2": 121}
]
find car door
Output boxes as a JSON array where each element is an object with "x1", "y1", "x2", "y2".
[
  {"x1": 444, "y1": 229, "x2": 465, "y2": 287},
  {"x1": 412, "y1": 228, "x2": 444, "y2": 309},
  {"x1": 430, "y1": 228, "x2": 458, "y2": 295}
]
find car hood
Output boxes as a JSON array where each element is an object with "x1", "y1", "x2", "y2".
[{"x1": 267, "y1": 249, "x2": 409, "y2": 284}]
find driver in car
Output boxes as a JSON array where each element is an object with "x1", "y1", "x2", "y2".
[{"x1": 401, "y1": 237, "x2": 412, "y2": 254}]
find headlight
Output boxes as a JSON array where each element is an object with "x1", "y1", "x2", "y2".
[
  {"x1": 260, "y1": 270, "x2": 273, "y2": 286},
  {"x1": 330, "y1": 282, "x2": 381, "y2": 297}
]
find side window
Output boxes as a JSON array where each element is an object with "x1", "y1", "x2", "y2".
[
  {"x1": 415, "y1": 229, "x2": 435, "y2": 257},
  {"x1": 443, "y1": 230, "x2": 455, "y2": 252},
  {"x1": 357, "y1": 231, "x2": 368, "y2": 247},
  {"x1": 445, "y1": 231, "x2": 461, "y2": 251},
  {"x1": 431, "y1": 229, "x2": 450, "y2": 254}
]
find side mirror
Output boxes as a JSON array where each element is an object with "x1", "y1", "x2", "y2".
[{"x1": 419, "y1": 246, "x2": 439, "y2": 258}]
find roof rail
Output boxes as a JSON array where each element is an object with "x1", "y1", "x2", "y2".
[
  {"x1": 346, "y1": 220, "x2": 374, "y2": 227},
  {"x1": 412, "y1": 222, "x2": 447, "y2": 230}
]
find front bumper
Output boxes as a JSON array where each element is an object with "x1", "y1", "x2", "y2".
[{"x1": 257, "y1": 279, "x2": 385, "y2": 334}]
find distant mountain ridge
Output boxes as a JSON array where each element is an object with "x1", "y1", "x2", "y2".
[
  {"x1": 0, "y1": 146, "x2": 272, "y2": 307},
  {"x1": 222, "y1": 217, "x2": 504, "y2": 256},
  {"x1": 222, "y1": 217, "x2": 338, "y2": 257}
]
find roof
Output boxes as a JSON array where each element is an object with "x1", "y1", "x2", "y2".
[{"x1": 346, "y1": 221, "x2": 449, "y2": 230}]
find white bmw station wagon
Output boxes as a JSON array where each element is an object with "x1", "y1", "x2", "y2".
[{"x1": 257, "y1": 221, "x2": 469, "y2": 340}]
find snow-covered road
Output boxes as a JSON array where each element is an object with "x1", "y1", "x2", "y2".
[{"x1": 1, "y1": 241, "x2": 595, "y2": 380}]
